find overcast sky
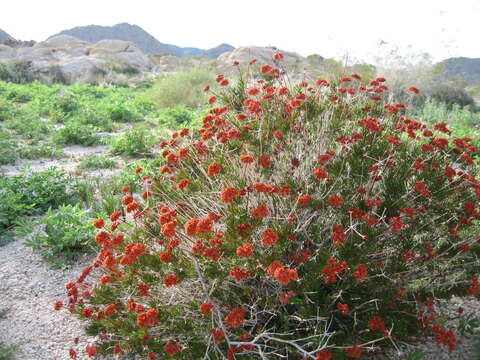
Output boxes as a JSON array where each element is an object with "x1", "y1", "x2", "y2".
[{"x1": 1, "y1": 0, "x2": 479, "y2": 64}]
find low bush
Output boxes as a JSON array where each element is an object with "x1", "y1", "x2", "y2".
[
  {"x1": 23, "y1": 204, "x2": 96, "y2": 266},
  {"x1": 78, "y1": 155, "x2": 118, "y2": 170},
  {"x1": 18, "y1": 142, "x2": 65, "y2": 160},
  {"x1": 0, "y1": 131, "x2": 18, "y2": 164},
  {"x1": 53, "y1": 122, "x2": 101, "y2": 146},
  {"x1": 0, "y1": 168, "x2": 78, "y2": 239},
  {"x1": 5, "y1": 110, "x2": 51, "y2": 139},
  {"x1": 61, "y1": 59, "x2": 480, "y2": 359},
  {"x1": 428, "y1": 83, "x2": 475, "y2": 108},
  {"x1": 109, "y1": 127, "x2": 155, "y2": 157},
  {"x1": 157, "y1": 105, "x2": 194, "y2": 128},
  {"x1": 147, "y1": 66, "x2": 215, "y2": 108},
  {"x1": 102, "y1": 103, "x2": 143, "y2": 123},
  {"x1": 0, "y1": 61, "x2": 39, "y2": 84}
]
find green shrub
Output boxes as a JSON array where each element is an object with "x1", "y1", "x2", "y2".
[
  {"x1": 109, "y1": 127, "x2": 155, "y2": 157},
  {"x1": 18, "y1": 142, "x2": 65, "y2": 160},
  {"x1": 5, "y1": 111, "x2": 51, "y2": 139},
  {"x1": 147, "y1": 66, "x2": 215, "y2": 108},
  {"x1": 158, "y1": 105, "x2": 194, "y2": 127},
  {"x1": 0, "y1": 168, "x2": 78, "y2": 245},
  {"x1": 0, "y1": 131, "x2": 18, "y2": 164},
  {"x1": 24, "y1": 204, "x2": 96, "y2": 266},
  {"x1": 0, "y1": 61, "x2": 39, "y2": 84},
  {"x1": 102, "y1": 103, "x2": 143, "y2": 123},
  {"x1": 77, "y1": 155, "x2": 117, "y2": 170},
  {"x1": 428, "y1": 83, "x2": 475, "y2": 108},
  {"x1": 53, "y1": 122, "x2": 101, "y2": 146},
  {"x1": 62, "y1": 63, "x2": 480, "y2": 359}
]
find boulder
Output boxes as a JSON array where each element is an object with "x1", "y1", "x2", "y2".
[
  {"x1": 59, "y1": 58, "x2": 105, "y2": 83},
  {"x1": 218, "y1": 46, "x2": 306, "y2": 67},
  {"x1": 0, "y1": 44, "x2": 15, "y2": 59},
  {"x1": 39, "y1": 35, "x2": 89, "y2": 48},
  {"x1": 0, "y1": 34, "x2": 154, "y2": 83},
  {"x1": 90, "y1": 39, "x2": 139, "y2": 54}
]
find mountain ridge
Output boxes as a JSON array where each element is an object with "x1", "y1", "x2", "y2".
[
  {"x1": 0, "y1": 28, "x2": 14, "y2": 42},
  {"x1": 51, "y1": 23, "x2": 234, "y2": 58}
]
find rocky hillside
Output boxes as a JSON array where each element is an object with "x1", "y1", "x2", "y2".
[
  {"x1": 439, "y1": 57, "x2": 480, "y2": 85},
  {"x1": 0, "y1": 35, "x2": 153, "y2": 83},
  {"x1": 52, "y1": 23, "x2": 234, "y2": 58},
  {"x1": 0, "y1": 28, "x2": 14, "y2": 42}
]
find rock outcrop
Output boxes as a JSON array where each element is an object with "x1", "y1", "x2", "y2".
[
  {"x1": 217, "y1": 46, "x2": 307, "y2": 68},
  {"x1": 0, "y1": 35, "x2": 153, "y2": 83}
]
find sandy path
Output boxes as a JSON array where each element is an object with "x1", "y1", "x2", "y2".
[{"x1": 0, "y1": 236, "x2": 94, "y2": 360}]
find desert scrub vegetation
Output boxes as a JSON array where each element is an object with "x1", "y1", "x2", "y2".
[
  {"x1": 146, "y1": 66, "x2": 217, "y2": 108},
  {"x1": 77, "y1": 155, "x2": 118, "y2": 170},
  {"x1": 0, "y1": 168, "x2": 79, "y2": 245},
  {"x1": 20, "y1": 204, "x2": 97, "y2": 267},
  {"x1": 55, "y1": 55, "x2": 480, "y2": 359},
  {"x1": 108, "y1": 127, "x2": 156, "y2": 157}
]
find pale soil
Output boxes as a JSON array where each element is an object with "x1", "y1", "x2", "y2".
[{"x1": 0, "y1": 235, "x2": 95, "y2": 360}]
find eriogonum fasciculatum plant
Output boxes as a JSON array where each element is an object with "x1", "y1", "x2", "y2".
[{"x1": 57, "y1": 53, "x2": 480, "y2": 359}]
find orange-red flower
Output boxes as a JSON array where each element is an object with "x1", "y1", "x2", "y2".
[
  {"x1": 337, "y1": 302, "x2": 349, "y2": 315},
  {"x1": 261, "y1": 228, "x2": 279, "y2": 246},
  {"x1": 296, "y1": 194, "x2": 312, "y2": 207},
  {"x1": 164, "y1": 342, "x2": 181, "y2": 356},
  {"x1": 210, "y1": 328, "x2": 225, "y2": 343},
  {"x1": 352, "y1": 264, "x2": 368, "y2": 281},
  {"x1": 225, "y1": 307, "x2": 246, "y2": 328},
  {"x1": 316, "y1": 349, "x2": 332, "y2": 360},
  {"x1": 177, "y1": 178, "x2": 190, "y2": 189},
  {"x1": 196, "y1": 218, "x2": 213, "y2": 234},
  {"x1": 258, "y1": 155, "x2": 271, "y2": 168},
  {"x1": 85, "y1": 344, "x2": 98, "y2": 357},
  {"x1": 220, "y1": 187, "x2": 240, "y2": 203},
  {"x1": 184, "y1": 218, "x2": 198, "y2": 236},
  {"x1": 200, "y1": 302, "x2": 214, "y2": 315},
  {"x1": 164, "y1": 273, "x2": 178, "y2": 287},
  {"x1": 250, "y1": 204, "x2": 269, "y2": 219},
  {"x1": 313, "y1": 167, "x2": 328, "y2": 179},
  {"x1": 92, "y1": 218, "x2": 105, "y2": 229},
  {"x1": 229, "y1": 267, "x2": 250, "y2": 282},
  {"x1": 104, "y1": 304, "x2": 116, "y2": 316},
  {"x1": 240, "y1": 154, "x2": 254, "y2": 164},
  {"x1": 368, "y1": 316, "x2": 386, "y2": 332},
  {"x1": 327, "y1": 194, "x2": 343, "y2": 207},
  {"x1": 53, "y1": 300, "x2": 63, "y2": 310},
  {"x1": 273, "y1": 266, "x2": 298, "y2": 286},
  {"x1": 161, "y1": 221, "x2": 177, "y2": 238},
  {"x1": 236, "y1": 243, "x2": 254, "y2": 257},
  {"x1": 345, "y1": 345, "x2": 362, "y2": 358},
  {"x1": 208, "y1": 162, "x2": 221, "y2": 176}
]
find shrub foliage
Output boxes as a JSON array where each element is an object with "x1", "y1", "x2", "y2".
[{"x1": 61, "y1": 56, "x2": 480, "y2": 359}]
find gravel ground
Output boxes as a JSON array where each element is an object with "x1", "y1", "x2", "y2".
[{"x1": 0, "y1": 236, "x2": 94, "y2": 360}]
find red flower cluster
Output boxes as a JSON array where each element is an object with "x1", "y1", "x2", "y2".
[{"x1": 225, "y1": 307, "x2": 246, "y2": 328}]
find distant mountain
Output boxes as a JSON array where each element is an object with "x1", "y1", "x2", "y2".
[
  {"x1": 439, "y1": 57, "x2": 480, "y2": 85},
  {"x1": 51, "y1": 23, "x2": 234, "y2": 58},
  {"x1": 0, "y1": 28, "x2": 14, "y2": 42}
]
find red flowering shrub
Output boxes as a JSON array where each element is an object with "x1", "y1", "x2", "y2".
[{"x1": 61, "y1": 56, "x2": 480, "y2": 358}]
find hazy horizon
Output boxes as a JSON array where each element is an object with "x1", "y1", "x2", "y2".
[{"x1": 1, "y1": 0, "x2": 479, "y2": 65}]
